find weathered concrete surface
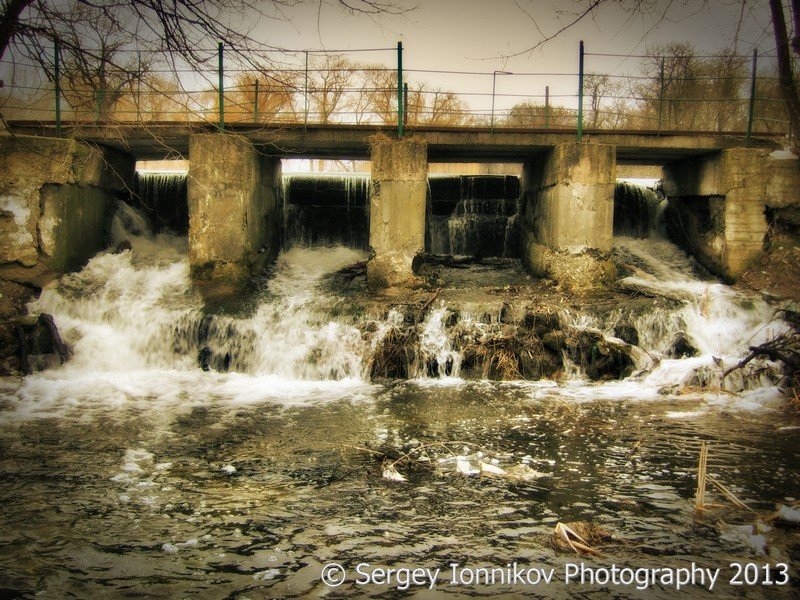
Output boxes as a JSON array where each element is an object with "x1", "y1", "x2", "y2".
[
  {"x1": 0, "y1": 137, "x2": 134, "y2": 287},
  {"x1": 663, "y1": 148, "x2": 800, "y2": 279},
  {"x1": 367, "y1": 136, "x2": 428, "y2": 291},
  {"x1": 187, "y1": 134, "x2": 281, "y2": 290},
  {"x1": 520, "y1": 143, "x2": 617, "y2": 289},
  {"x1": 8, "y1": 120, "x2": 781, "y2": 163}
]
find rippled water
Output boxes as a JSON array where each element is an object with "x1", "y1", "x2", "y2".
[
  {"x1": 1, "y1": 200, "x2": 799, "y2": 598},
  {"x1": 0, "y1": 382, "x2": 798, "y2": 598}
]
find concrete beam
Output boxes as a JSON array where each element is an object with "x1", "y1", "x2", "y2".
[
  {"x1": 520, "y1": 142, "x2": 617, "y2": 289},
  {"x1": 188, "y1": 134, "x2": 280, "y2": 292},
  {"x1": 367, "y1": 136, "x2": 428, "y2": 290},
  {"x1": 0, "y1": 137, "x2": 134, "y2": 287}
]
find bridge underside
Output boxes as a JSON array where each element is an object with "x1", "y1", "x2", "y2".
[
  {"x1": 2, "y1": 126, "x2": 796, "y2": 296},
  {"x1": 6, "y1": 121, "x2": 779, "y2": 165}
]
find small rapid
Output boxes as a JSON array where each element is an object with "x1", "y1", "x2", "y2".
[{"x1": 14, "y1": 195, "x2": 792, "y2": 415}]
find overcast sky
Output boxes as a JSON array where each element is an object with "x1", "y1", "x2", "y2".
[{"x1": 254, "y1": 0, "x2": 776, "y2": 113}]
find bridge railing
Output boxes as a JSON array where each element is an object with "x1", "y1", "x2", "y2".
[{"x1": 0, "y1": 41, "x2": 791, "y2": 142}]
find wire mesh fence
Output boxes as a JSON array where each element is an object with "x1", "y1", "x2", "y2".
[{"x1": 0, "y1": 41, "x2": 791, "y2": 139}]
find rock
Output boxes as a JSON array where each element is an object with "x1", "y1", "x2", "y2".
[
  {"x1": 113, "y1": 240, "x2": 133, "y2": 254},
  {"x1": 523, "y1": 310, "x2": 560, "y2": 336},
  {"x1": 542, "y1": 330, "x2": 567, "y2": 353},
  {"x1": 0, "y1": 279, "x2": 35, "y2": 320},
  {"x1": 565, "y1": 330, "x2": 634, "y2": 380},
  {"x1": 0, "y1": 312, "x2": 71, "y2": 375},
  {"x1": 613, "y1": 323, "x2": 639, "y2": 346},
  {"x1": 669, "y1": 332, "x2": 698, "y2": 358},
  {"x1": 444, "y1": 310, "x2": 459, "y2": 327},
  {"x1": 519, "y1": 339, "x2": 561, "y2": 380}
]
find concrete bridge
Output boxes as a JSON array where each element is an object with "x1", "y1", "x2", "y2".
[{"x1": 1, "y1": 121, "x2": 797, "y2": 293}]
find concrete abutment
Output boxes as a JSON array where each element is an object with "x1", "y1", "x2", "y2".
[
  {"x1": 663, "y1": 147, "x2": 800, "y2": 281},
  {"x1": 367, "y1": 136, "x2": 428, "y2": 291},
  {"x1": 0, "y1": 137, "x2": 134, "y2": 287},
  {"x1": 187, "y1": 134, "x2": 281, "y2": 293},
  {"x1": 520, "y1": 142, "x2": 617, "y2": 289}
]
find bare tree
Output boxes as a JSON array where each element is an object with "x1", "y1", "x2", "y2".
[
  {"x1": 504, "y1": 99, "x2": 574, "y2": 128},
  {"x1": 227, "y1": 70, "x2": 299, "y2": 122},
  {"x1": 309, "y1": 55, "x2": 353, "y2": 124},
  {"x1": 55, "y1": 4, "x2": 149, "y2": 121},
  {"x1": 353, "y1": 65, "x2": 395, "y2": 124},
  {"x1": 583, "y1": 72, "x2": 617, "y2": 128},
  {"x1": 511, "y1": 0, "x2": 800, "y2": 148}
]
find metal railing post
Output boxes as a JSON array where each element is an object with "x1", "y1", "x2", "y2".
[
  {"x1": 657, "y1": 57, "x2": 665, "y2": 135},
  {"x1": 545, "y1": 85, "x2": 550, "y2": 128},
  {"x1": 397, "y1": 41, "x2": 404, "y2": 138},
  {"x1": 746, "y1": 49, "x2": 758, "y2": 145},
  {"x1": 254, "y1": 79, "x2": 260, "y2": 123},
  {"x1": 136, "y1": 51, "x2": 142, "y2": 122},
  {"x1": 577, "y1": 40, "x2": 584, "y2": 142},
  {"x1": 304, "y1": 50, "x2": 309, "y2": 130},
  {"x1": 403, "y1": 82, "x2": 408, "y2": 128},
  {"x1": 491, "y1": 71, "x2": 497, "y2": 131},
  {"x1": 54, "y1": 40, "x2": 61, "y2": 134},
  {"x1": 218, "y1": 41, "x2": 224, "y2": 131}
]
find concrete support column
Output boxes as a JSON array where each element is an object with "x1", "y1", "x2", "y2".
[
  {"x1": 188, "y1": 134, "x2": 280, "y2": 292},
  {"x1": 662, "y1": 148, "x2": 799, "y2": 280},
  {"x1": 0, "y1": 138, "x2": 134, "y2": 287},
  {"x1": 367, "y1": 137, "x2": 428, "y2": 290},
  {"x1": 520, "y1": 142, "x2": 616, "y2": 289}
]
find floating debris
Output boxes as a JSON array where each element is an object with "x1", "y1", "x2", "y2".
[
  {"x1": 552, "y1": 521, "x2": 612, "y2": 556},
  {"x1": 382, "y1": 465, "x2": 407, "y2": 482},
  {"x1": 766, "y1": 503, "x2": 800, "y2": 525}
]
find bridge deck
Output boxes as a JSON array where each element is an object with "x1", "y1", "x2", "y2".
[{"x1": 5, "y1": 121, "x2": 780, "y2": 164}]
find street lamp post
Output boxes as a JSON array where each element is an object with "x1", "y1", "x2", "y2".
[{"x1": 491, "y1": 70, "x2": 513, "y2": 132}]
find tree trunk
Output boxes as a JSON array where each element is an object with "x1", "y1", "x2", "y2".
[
  {"x1": 0, "y1": 0, "x2": 34, "y2": 61},
  {"x1": 792, "y1": 0, "x2": 800, "y2": 57},
  {"x1": 769, "y1": 0, "x2": 800, "y2": 151}
]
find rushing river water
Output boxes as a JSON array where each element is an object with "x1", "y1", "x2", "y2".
[{"x1": 0, "y1": 201, "x2": 798, "y2": 598}]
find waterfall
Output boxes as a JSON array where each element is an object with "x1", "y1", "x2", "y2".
[
  {"x1": 30, "y1": 203, "x2": 368, "y2": 381},
  {"x1": 426, "y1": 175, "x2": 520, "y2": 257},
  {"x1": 16, "y1": 188, "x2": 790, "y2": 411},
  {"x1": 613, "y1": 180, "x2": 664, "y2": 238},
  {"x1": 282, "y1": 174, "x2": 370, "y2": 249},
  {"x1": 132, "y1": 171, "x2": 188, "y2": 234}
]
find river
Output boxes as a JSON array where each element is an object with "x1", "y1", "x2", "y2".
[{"x1": 0, "y1": 198, "x2": 798, "y2": 598}]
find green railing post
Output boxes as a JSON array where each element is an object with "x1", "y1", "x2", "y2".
[
  {"x1": 54, "y1": 40, "x2": 61, "y2": 134},
  {"x1": 397, "y1": 41, "x2": 404, "y2": 138},
  {"x1": 304, "y1": 50, "x2": 309, "y2": 130},
  {"x1": 657, "y1": 57, "x2": 665, "y2": 135},
  {"x1": 577, "y1": 40, "x2": 584, "y2": 142},
  {"x1": 94, "y1": 88, "x2": 103, "y2": 123},
  {"x1": 136, "y1": 51, "x2": 142, "y2": 122},
  {"x1": 254, "y1": 79, "x2": 260, "y2": 123},
  {"x1": 746, "y1": 49, "x2": 758, "y2": 145},
  {"x1": 218, "y1": 41, "x2": 224, "y2": 131},
  {"x1": 545, "y1": 85, "x2": 550, "y2": 128},
  {"x1": 403, "y1": 82, "x2": 409, "y2": 128}
]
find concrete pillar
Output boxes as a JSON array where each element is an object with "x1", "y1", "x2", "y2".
[
  {"x1": 662, "y1": 148, "x2": 799, "y2": 280},
  {"x1": 520, "y1": 143, "x2": 616, "y2": 289},
  {"x1": 188, "y1": 134, "x2": 281, "y2": 291},
  {"x1": 0, "y1": 137, "x2": 134, "y2": 287},
  {"x1": 367, "y1": 136, "x2": 428, "y2": 290}
]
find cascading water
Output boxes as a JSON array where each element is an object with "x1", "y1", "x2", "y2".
[
  {"x1": 426, "y1": 175, "x2": 520, "y2": 257},
  {"x1": 132, "y1": 171, "x2": 189, "y2": 233},
  {"x1": 282, "y1": 174, "x2": 370, "y2": 249}
]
